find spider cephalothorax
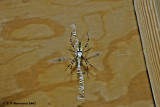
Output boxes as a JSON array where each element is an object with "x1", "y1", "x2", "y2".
[
  {"x1": 65, "y1": 33, "x2": 95, "y2": 73},
  {"x1": 77, "y1": 42, "x2": 83, "y2": 58}
]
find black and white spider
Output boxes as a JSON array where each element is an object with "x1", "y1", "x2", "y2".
[{"x1": 65, "y1": 32, "x2": 95, "y2": 73}]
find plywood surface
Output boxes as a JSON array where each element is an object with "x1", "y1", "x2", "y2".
[{"x1": 0, "y1": 0, "x2": 154, "y2": 107}]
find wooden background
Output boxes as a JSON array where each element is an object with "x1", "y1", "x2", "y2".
[{"x1": 0, "y1": 0, "x2": 155, "y2": 107}]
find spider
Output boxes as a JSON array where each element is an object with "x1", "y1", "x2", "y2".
[{"x1": 65, "y1": 32, "x2": 95, "y2": 74}]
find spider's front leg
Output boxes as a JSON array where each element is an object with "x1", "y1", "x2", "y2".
[
  {"x1": 68, "y1": 49, "x2": 77, "y2": 53},
  {"x1": 82, "y1": 33, "x2": 92, "y2": 53},
  {"x1": 83, "y1": 33, "x2": 90, "y2": 51},
  {"x1": 83, "y1": 47, "x2": 92, "y2": 53}
]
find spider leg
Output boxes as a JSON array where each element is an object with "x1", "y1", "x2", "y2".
[
  {"x1": 82, "y1": 56, "x2": 96, "y2": 70},
  {"x1": 70, "y1": 62, "x2": 77, "y2": 74},
  {"x1": 79, "y1": 57, "x2": 88, "y2": 72},
  {"x1": 83, "y1": 47, "x2": 92, "y2": 53},
  {"x1": 81, "y1": 56, "x2": 88, "y2": 70},
  {"x1": 70, "y1": 56, "x2": 78, "y2": 69},
  {"x1": 65, "y1": 56, "x2": 77, "y2": 71},
  {"x1": 68, "y1": 49, "x2": 77, "y2": 53},
  {"x1": 81, "y1": 57, "x2": 88, "y2": 76},
  {"x1": 83, "y1": 33, "x2": 90, "y2": 51}
]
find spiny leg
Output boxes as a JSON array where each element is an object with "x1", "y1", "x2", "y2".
[
  {"x1": 70, "y1": 63, "x2": 77, "y2": 74},
  {"x1": 83, "y1": 33, "x2": 90, "y2": 51},
  {"x1": 70, "y1": 56, "x2": 77, "y2": 69},
  {"x1": 83, "y1": 47, "x2": 92, "y2": 53},
  {"x1": 65, "y1": 56, "x2": 77, "y2": 71},
  {"x1": 82, "y1": 57, "x2": 89, "y2": 75},
  {"x1": 68, "y1": 49, "x2": 77, "y2": 53},
  {"x1": 82, "y1": 56, "x2": 88, "y2": 70},
  {"x1": 82, "y1": 56, "x2": 96, "y2": 70},
  {"x1": 65, "y1": 63, "x2": 77, "y2": 80}
]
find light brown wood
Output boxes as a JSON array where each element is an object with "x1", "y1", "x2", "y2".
[
  {"x1": 0, "y1": 0, "x2": 154, "y2": 107},
  {"x1": 134, "y1": 0, "x2": 160, "y2": 106}
]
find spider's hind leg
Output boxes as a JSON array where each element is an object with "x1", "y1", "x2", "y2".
[
  {"x1": 65, "y1": 56, "x2": 78, "y2": 72},
  {"x1": 82, "y1": 56, "x2": 96, "y2": 70},
  {"x1": 82, "y1": 57, "x2": 88, "y2": 71}
]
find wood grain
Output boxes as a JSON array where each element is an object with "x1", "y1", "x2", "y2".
[
  {"x1": 0, "y1": 0, "x2": 154, "y2": 107},
  {"x1": 156, "y1": 0, "x2": 160, "y2": 22},
  {"x1": 134, "y1": 0, "x2": 160, "y2": 106}
]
